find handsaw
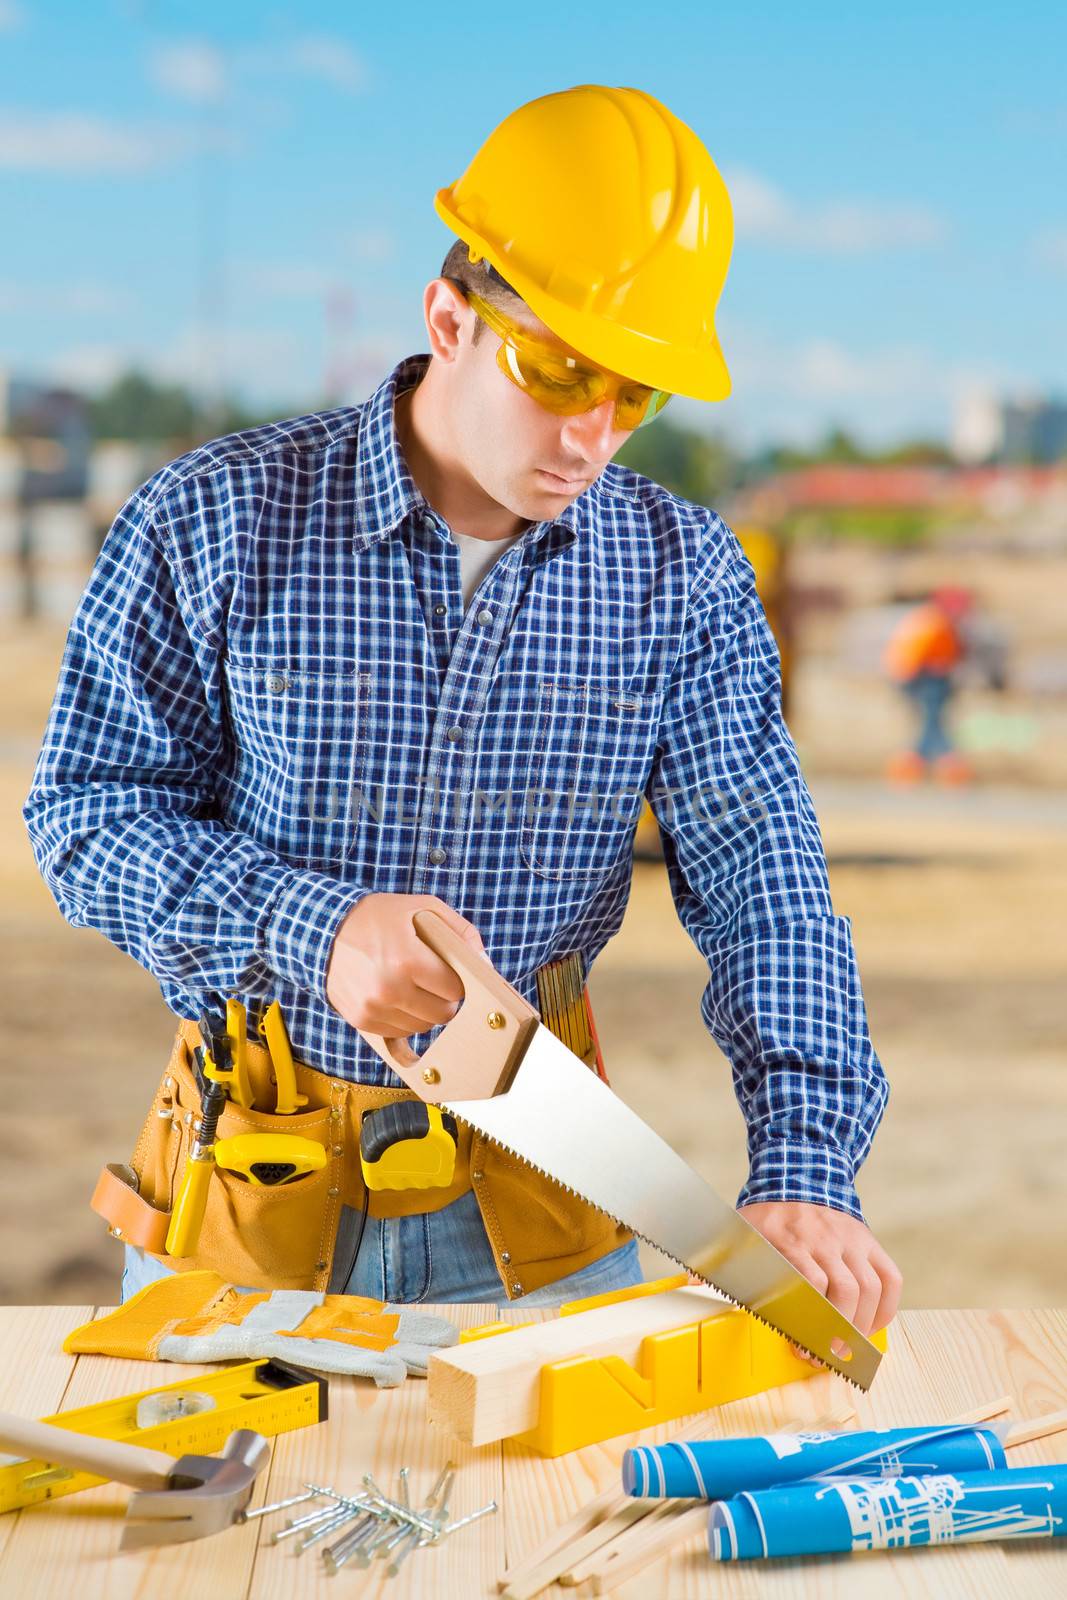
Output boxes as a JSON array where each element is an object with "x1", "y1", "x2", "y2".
[{"x1": 358, "y1": 910, "x2": 882, "y2": 1388}]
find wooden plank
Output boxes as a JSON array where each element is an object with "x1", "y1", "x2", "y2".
[
  {"x1": 427, "y1": 1286, "x2": 730, "y2": 1445},
  {"x1": 1, "y1": 1308, "x2": 1066, "y2": 1598},
  {"x1": 0, "y1": 1306, "x2": 88, "y2": 1562}
]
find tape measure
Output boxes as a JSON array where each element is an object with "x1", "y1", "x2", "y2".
[
  {"x1": 0, "y1": 1358, "x2": 326, "y2": 1514},
  {"x1": 359, "y1": 1102, "x2": 458, "y2": 1191}
]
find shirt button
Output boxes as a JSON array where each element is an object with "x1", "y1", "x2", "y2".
[
  {"x1": 476, "y1": 608, "x2": 493, "y2": 626},
  {"x1": 265, "y1": 673, "x2": 288, "y2": 694},
  {"x1": 433, "y1": 604, "x2": 447, "y2": 616},
  {"x1": 428, "y1": 846, "x2": 447, "y2": 864},
  {"x1": 446, "y1": 727, "x2": 462, "y2": 743}
]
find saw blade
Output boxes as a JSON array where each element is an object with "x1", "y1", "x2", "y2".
[{"x1": 445, "y1": 1024, "x2": 881, "y2": 1389}]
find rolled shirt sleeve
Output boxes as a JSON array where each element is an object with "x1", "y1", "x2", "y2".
[
  {"x1": 647, "y1": 522, "x2": 888, "y2": 1222},
  {"x1": 22, "y1": 487, "x2": 368, "y2": 1014}
]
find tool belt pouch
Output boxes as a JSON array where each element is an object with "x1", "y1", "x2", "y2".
[{"x1": 110, "y1": 1021, "x2": 344, "y2": 1291}]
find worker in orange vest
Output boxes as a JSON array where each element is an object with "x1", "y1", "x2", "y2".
[{"x1": 883, "y1": 586, "x2": 975, "y2": 785}]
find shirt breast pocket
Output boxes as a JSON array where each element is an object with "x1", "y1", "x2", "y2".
[
  {"x1": 519, "y1": 678, "x2": 661, "y2": 883},
  {"x1": 220, "y1": 659, "x2": 370, "y2": 870}
]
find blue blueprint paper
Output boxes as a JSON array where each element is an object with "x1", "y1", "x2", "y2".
[
  {"x1": 709, "y1": 1464, "x2": 1067, "y2": 1560},
  {"x1": 623, "y1": 1425, "x2": 1006, "y2": 1500}
]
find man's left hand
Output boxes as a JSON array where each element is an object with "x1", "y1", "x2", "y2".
[{"x1": 735, "y1": 1200, "x2": 902, "y2": 1357}]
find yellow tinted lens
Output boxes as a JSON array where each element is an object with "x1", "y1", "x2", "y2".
[
  {"x1": 502, "y1": 343, "x2": 605, "y2": 415},
  {"x1": 619, "y1": 387, "x2": 671, "y2": 429}
]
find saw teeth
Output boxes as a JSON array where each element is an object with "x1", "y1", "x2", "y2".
[{"x1": 452, "y1": 1115, "x2": 866, "y2": 1391}]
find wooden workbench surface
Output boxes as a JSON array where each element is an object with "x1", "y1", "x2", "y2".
[{"x1": 0, "y1": 1304, "x2": 1065, "y2": 1597}]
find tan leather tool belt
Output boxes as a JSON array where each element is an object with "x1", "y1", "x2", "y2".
[{"x1": 93, "y1": 1014, "x2": 630, "y2": 1297}]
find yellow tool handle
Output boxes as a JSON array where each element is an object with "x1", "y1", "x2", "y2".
[
  {"x1": 164, "y1": 1154, "x2": 215, "y2": 1257},
  {"x1": 260, "y1": 1001, "x2": 308, "y2": 1114},
  {"x1": 214, "y1": 1133, "x2": 327, "y2": 1185},
  {"x1": 0, "y1": 1410, "x2": 175, "y2": 1491},
  {"x1": 224, "y1": 997, "x2": 254, "y2": 1108}
]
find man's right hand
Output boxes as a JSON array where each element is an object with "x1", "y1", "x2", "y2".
[{"x1": 325, "y1": 893, "x2": 488, "y2": 1038}]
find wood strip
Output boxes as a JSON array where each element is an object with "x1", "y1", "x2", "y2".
[
  {"x1": 589, "y1": 1503, "x2": 709, "y2": 1594},
  {"x1": 943, "y1": 1394, "x2": 1013, "y2": 1427},
  {"x1": 500, "y1": 1501, "x2": 651, "y2": 1600},
  {"x1": 1005, "y1": 1406, "x2": 1067, "y2": 1447},
  {"x1": 496, "y1": 1480, "x2": 624, "y2": 1588}
]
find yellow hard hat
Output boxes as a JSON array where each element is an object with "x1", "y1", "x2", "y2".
[{"x1": 434, "y1": 84, "x2": 733, "y2": 402}]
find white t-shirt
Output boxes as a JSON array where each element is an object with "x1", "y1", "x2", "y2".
[{"x1": 451, "y1": 527, "x2": 525, "y2": 610}]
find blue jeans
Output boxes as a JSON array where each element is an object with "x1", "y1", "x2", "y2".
[
  {"x1": 903, "y1": 671, "x2": 954, "y2": 761},
  {"x1": 120, "y1": 1187, "x2": 642, "y2": 1307}
]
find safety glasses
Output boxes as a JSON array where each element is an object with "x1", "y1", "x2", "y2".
[{"x1": 462, "y1": 289, "x2": 672, "y2": 431}]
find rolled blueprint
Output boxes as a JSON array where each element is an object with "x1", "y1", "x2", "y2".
[
  {"x1": 623, "y1": 1424, "x2": 1006, "y2": 1500},
  {"x1": 709, "y1": 1464, "x2": 1067, "y2": 1560}
]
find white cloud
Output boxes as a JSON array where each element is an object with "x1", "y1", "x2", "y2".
[
  {"x1": 0, "y1": 110, "x2": 189, "y2": 172},
  {"x1": 148, "y1": 41, "x2": 228, "y2": 104},
  {"x1": 40, "y1": 318, "x2": 413, "y2": 412},
  {"x1": 1031, "y1": 227, "x2": 1067, "y2": 272},
  {"x1": 234, "y1": 34, "x2": 370, "y2": 95},
  {"x1": 287, "y1": 34, "x2": 367, "y2": 93},
  {"x1": 0, "y1": 279, "x2": 133, "y2": 315},
  {"x1": 44, "y1": 341, "x2": 132, "y2": 391},
  {"x1": 348, "y1": 228, "x2": 395, "y2": 263},
  {"x1": 676, "y1": 319, "x2": 1018, "y2": 451},
  {"x1": 726, "y1": 166, "x2": 949, "y2": 253},
  {"x1": 239, "y1": 261, "x2": 337, "y2": 298}
]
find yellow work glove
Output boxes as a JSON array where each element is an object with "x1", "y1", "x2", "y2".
[{"x1": 64, "y1": 1270, "x2": 459, "y2": 1387}]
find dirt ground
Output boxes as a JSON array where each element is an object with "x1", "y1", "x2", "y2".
[{"x1": 2, "y1": 536, "x2": 1065, "y2": 1310}]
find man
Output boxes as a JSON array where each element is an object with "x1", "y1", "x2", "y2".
[
  {"x1": 884, "y1": 586, "x2": 976, "y2": 786},
  {"x1": 24, "y1": 85, "x2": 900, "y2": 1338}
]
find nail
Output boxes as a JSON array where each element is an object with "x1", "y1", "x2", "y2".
[
  {"x1": 271, "y1": 1504, "x2": 346, "y2": 1542},
  {"x1": 238, "y1": 1486, "x2": 321, "y2": 1522},
  {"x1": 353, "y1": 1515, "x2": 402, "y2": 1567},
  {"x1": 423, "y1": 1459, "x2": 457, "y2": 1510},
  {"x1": 436, "y1": 1500, "x2": 498, "y2": 1541},
  {"x1": 386, "y1": 1526, "x2": 425, "y2": 1576},
  {"x1": 362, "y1": 1474, "x2": 438, "y2": 1535},
  {"x1": 299, "y1": 1504, "x2": 368, "y2": 1551},
  {"x1": 321, "y1": 1511, "x2": 387, "y2": 1572}
]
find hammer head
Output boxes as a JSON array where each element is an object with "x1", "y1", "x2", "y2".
[{"x1": 121, "y1": 1429, "x2": 270, "y2": 1550}]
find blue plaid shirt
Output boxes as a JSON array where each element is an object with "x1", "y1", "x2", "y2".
[{"x1": 23, "y1": 354, "x2": 887, "y2": 1221}]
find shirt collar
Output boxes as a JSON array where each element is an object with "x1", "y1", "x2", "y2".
[{"x1": 353, "y1": 353, "x2": 584, "y2": 562}]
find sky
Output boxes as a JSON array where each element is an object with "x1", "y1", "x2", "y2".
[{"x1": 1, "y1": 1, "x2": 1065, "y2": 452}]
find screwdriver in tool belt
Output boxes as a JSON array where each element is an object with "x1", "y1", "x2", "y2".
[{"x1": 164, "y1": 1013, "x2": 230, "y2": 1258}]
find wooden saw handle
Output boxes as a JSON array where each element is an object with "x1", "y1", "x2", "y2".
[
  {"x1": 357, "y1": 909, "x2": 540, "y2": 1101},
  {"x1": 0, "y1": 1410, "x2": 176, "y2": 1491}
]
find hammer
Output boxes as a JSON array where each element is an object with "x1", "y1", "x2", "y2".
[{"x1": 0, "y1": 1408, "x2": 269, "y2": 1549}]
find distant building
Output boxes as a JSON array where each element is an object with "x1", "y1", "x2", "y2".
[
  {"x1": 952, "y1": 387, "x2": 1067, "y2": 466},
  {"x1": 0, "y1": 370, "x2": 90, "y2": 501},
  {"x1": 1001, "y1": 395, "x2": 1067, "y2": 464}
]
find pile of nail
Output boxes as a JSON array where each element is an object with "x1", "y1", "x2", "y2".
[{"x1": 240, "y1": 1460, "x2": 497, "y2": 1577}]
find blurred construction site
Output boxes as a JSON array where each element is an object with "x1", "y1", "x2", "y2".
[{"x1": 1, "y1": 378, "x2": 1064, "y2": 1314}]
